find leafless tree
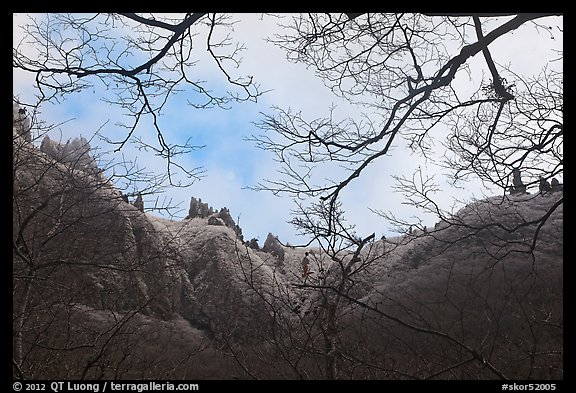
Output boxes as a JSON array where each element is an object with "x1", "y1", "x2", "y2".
[
  {"x1": 14, "y1": 13, "x2": 262, "y2": 188},
  {"x1": 239, "y1": 13, "x2": 562, "y2": 380},
  {"x1": 249, "y1": 13, "x2": 562, "y2": 228},
  {"x1": 12, "y1": 105, "x2": 218, "y2": 379},
  {"x1": 225, "y1": 189, "x2": 561, "y2": 379},
  {"x1": 13, "y1": 13, "x2": 563, "y2": 380}
]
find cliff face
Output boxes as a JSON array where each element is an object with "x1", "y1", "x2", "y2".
[
  {"x1": 12, "y1": 105, "x2": 563, "y2": 380},
  {"x1": 12, "y1": 111, "x2": 278, "y2": 379}
]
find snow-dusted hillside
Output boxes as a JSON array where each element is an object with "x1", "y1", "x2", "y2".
[
  {"x1": 349, "y1": 192, "x2": 563, "y2": 300},
  {"x1": 13, "y1": 103, "x2": 563, "y2": 379}
]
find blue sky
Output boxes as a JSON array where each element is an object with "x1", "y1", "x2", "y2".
[{"x1": 13, "y1": 13, "x2": 563, "y2": 246}]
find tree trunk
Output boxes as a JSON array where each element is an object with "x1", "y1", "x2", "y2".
[{"x1": 14, "y1": 271, "x2": 34, "y2": 376}]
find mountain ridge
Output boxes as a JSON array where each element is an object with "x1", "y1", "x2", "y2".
[{"x1": 12, "y1": 104, "x2": 563, "y2": 380}]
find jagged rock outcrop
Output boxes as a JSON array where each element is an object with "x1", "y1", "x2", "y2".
[
  {"x1": 550, "y1": 177, "x2": 563, "y2": 193},
  {"x1": 14, "y1": 135, "x2": 274, "y2": 326},
  {"x1": 214, "y1": 207, "x2": 243, "y2": 240},
  {"x1": 133, "y1": 192, "x2": 144, "y2": 212},
  {"x1": 509, "y1": 168, "x2": 527, "y2": 194},
  {"x1": 539, "y1": 176, "x2": 552, "y2": 194},
  {"x1": 12, "y1": 103, "x2": 31, "y2": 142},
  {"x1": 247, "y1": 238, "x2": 260, "y2": 250},
  {"x1": 186, "y1": 197, "x2": 243, "y2": 240},
  {"x1": 262, "y1": 232, "x2": 285, "y2": 264},
  {"x1": 185, "y1": 196, "x2": 214, "y2": 219},
  {"x1": 39, "y1": 135, "x2": 101, "y2": 176}
]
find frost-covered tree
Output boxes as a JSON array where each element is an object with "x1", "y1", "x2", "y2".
[
  {"x1": 240, "y1": 13, "x2": 563, "y2": 380},
  {"x1": 12, "y1": 104, "x2": 213, "y2": 379},
  {"x1": 13, "y1": 13, "x2": 563, "y2": 380}
]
